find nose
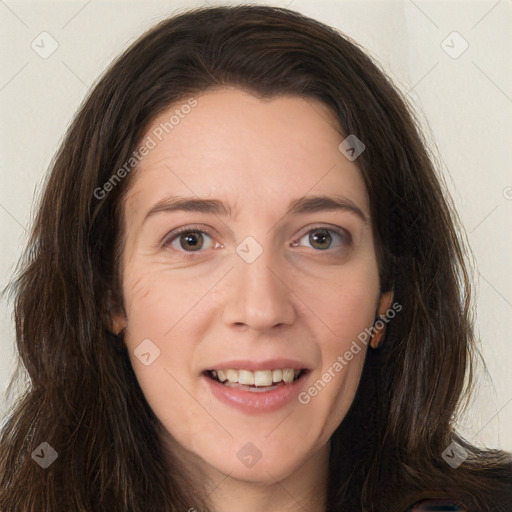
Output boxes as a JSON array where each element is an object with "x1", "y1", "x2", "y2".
[{"x1": 222, "y1": 246, "x2": 297, "y2": 332}]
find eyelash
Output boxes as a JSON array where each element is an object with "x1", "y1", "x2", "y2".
[{"x1": 162, "y1": 224, "x2": 351, "y2": 258}]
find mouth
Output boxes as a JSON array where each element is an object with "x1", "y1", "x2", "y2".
[
  {"x1": 201, "y1": 356, "x2": 313, "y2": 413},
  {"x1": 204, "y1": 367, "x2": 308, "y2": 392}
]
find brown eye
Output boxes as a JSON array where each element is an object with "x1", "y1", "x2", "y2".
[
  {"x1": 294, "y1": 227, "x2": 350, "y2": 251},
  {"x1": 179, "y1": 231, "x2": 204, "y2": 251},
  {"x1": 309, "y1": 229, "x2": 332, "y2": 250},
  {"x1": 165, "y1": 229, "x2": 214, "y2": 252}
]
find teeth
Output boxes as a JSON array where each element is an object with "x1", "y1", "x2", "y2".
[
  {"x1": 225, "y1": 369, "x2": 239, "y2": 383},
  {"x1": 283, "y1": 368, "x2": 295, "y2": 383},
  {"x1": 272, "y1": 369, "x2": 282, "y2": 382},
  {"x1": 254, "y1": 370, "x2": 272, "y2": 386},
  {"x1": 209, "y1": 367, "x2": 302, "y2": 387},
  {"x1": 238, "y1": 369, "x2": 254, "y2": 385}
]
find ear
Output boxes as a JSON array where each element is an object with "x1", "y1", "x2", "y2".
[
  {"x1": 106, "y1": 287, "x2": 127, "y2": 336},
  {"x1": 370, "y1": 290, "x2": 394, "y2": 349},
  {"x1": 111, "y1": 311, "x2": 127, "y2": 336}
]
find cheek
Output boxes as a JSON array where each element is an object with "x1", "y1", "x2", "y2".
[
  {"x1": 326, "y1": 272, "x2": 379, "y2": 361},
  {"x1": 122, "y1": 264, "x2": 213, "y2": 340},
  {"x1": 301, "y1": 258, "x2": 379, "y2": 346},
  {"x1": 294, "y1": 265, "x2": 379, "y2": 435},
  {"x1": 120, "y1": 269, "x2": 202, "y2": 408}
]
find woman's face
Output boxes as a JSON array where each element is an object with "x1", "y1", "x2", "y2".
[{"x1": 114, "y1": 87, "x2": 390, "y2": 485}]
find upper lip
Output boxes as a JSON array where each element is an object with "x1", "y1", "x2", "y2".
[{"x1": 204, "y1": 358, "x2": 311, "y2": 372}]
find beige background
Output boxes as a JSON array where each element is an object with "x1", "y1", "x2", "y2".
[{"x1": 1, "y1": 0, "x2": 511, "y2": 452}]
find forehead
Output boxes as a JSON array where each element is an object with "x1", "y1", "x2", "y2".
[{"x1": 124, "y1": 87, "x2": 369, "y2": 220}]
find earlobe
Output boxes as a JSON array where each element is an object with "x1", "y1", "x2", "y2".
[
  {"x1": 370, "y1": 290, "x2": 394, "y2": 349},
  {"x1": 106, "y1": 288, "x2": 127, "y2": 336},
  {"x1": 111, "y1": 313, "x2": 127, "y2": 337}
]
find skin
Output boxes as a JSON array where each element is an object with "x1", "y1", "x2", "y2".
[{"x1": 112, "y1": 87, "x2": 392, "y2": 512}]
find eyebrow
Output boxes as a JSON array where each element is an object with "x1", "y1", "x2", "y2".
[{"x1": 142, "y1": 194, "x2": 369, "y2": 225}]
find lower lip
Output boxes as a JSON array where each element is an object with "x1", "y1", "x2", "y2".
[{"x1": 204, "y1": 373, "x2": 309, "y2": 414}]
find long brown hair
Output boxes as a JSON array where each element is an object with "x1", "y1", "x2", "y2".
[{"x1": 1, "y1": 5, "x2": 510, "y2": 511}]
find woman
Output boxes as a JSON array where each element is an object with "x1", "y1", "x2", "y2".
[{"x1": 1, "y1": 5, "x2": 510, "y2": 511}]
